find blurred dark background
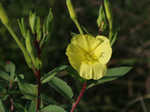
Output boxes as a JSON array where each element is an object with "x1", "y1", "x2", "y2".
[{"x1": 0, "y1": 0, "x2": 150, "y2": 112}]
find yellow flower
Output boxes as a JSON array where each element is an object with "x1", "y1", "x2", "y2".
[{"x1": 66, "y1": 34, "x2": 112, "y2": 80}]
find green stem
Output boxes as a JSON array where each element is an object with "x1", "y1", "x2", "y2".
[{"x1": 73, "y1": 20, "x2": 83, "y2": 35}]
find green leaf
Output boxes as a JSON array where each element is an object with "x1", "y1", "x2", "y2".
[
  {"x1": 17, "y1": 78, "x2": 37, "y2": 100},
  {"x1": 5, "y1": 61, "x2": 16, "y2": 81},
  {"x1": 29, "y1": 12, "x2": 36, "y2": 34},
  {"x1": 28, "y1": 101, "x2": 36, "y2": 112},
  {"x1": 87, "y1": 66, "x2": 132, "y2": 89},
  {"x1": 0, "y1": 99, "x2": 5, "y2": 112},
  {"x1": 46, "y1": 9, "x2": 53, "y2": 31},
  {"x1": 14, "y1": 103, "x2": 27, "y2": 112},
  {"x1": 41, "y1": 94, "x2": 58, "y2": 105},
  {"x1": 0, "y1": 85, "x2": 7, "y2": 98},
  {"x1": 36, "y1": 16, "x2": 42, "y2": 41},
  {"x1": 41, "y1": 105, "x2": 66, "y2": 112},
  {"x1": 106, "y1": 66, "x2": 132, "y2": 77},
  {"x1": 111, "y1": 30, "x2": 118, "y2": 46},
  {"x1": 41, "y1": 9, "x2": 53, "y2": 47},
  {"x1": 87, "y1": 77, "x2": 117, "y2": 89},
  {"x1": 48, "y1": 76, "x2": 73, "y2": 100},
  {"x1": 18, "y1": 18, "x2": 27, "y2": 39},
  {"x1": 41, "y1": 65, "x2": 68, "y2": 84},
  {"x1": 0, "y1": 71, "x2": 10, "y2": 81}
]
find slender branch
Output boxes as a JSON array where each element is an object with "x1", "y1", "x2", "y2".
[
  {"x1": 34, "y1": 39, "x2": 41, "y2": 58},
  {"x1": 33, "y1": 34, "x2": 42, "y2": 112},
  {"x1": 9, "y1": 80, "x2": 14, "y2": 112},
  {"x1": 34, "y1": 69, "x2": 41, "y2": 112},
  {"x1": 70, "y1": 82, "x2": 87, "y2": 112},
  {"x1": 73, "y1": 20, "x2": 84, "y2": 35},
  {"x1": 10, "y1": 98, "x2": 14, "y2": 112}
]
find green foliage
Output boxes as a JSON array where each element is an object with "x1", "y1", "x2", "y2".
[
  {"x1": 41, "y1": 105, "x2": 66, "y2": 112},
  {"x1": 41, "y1": 8, "x2": 53, "y2": 47},
  {"x1": 48, "y1": 76, "x2": 74, "y2": 100},
  {"x1": 0, "y1": 99, "x2": 5, "y2": 112},
  {"x1": 41, "y1": 65, "x2": 68, "y2": 84},
  {"x1": 0, "y1": 71, "x2": 10, "y2": 81},
  {"x1": 0, "y1": 0, "x2": 134, "y2": 112},
  {"x1": 0, "y1": 62, "x2": 16, "y2": 83},
  {"x1": 17, "y1": 77, "x2": 37, "y2": 100},
  {"x1": 28, "y1": 101, "x2": 36, "y2": 112},
  {"x1": 18, "y1": 18, "x2": 27, "y2": 39},
  {"x1": 87, "y1": 66, "x2": 132, "y2": 89},
  {"x1": 106, "y1": 66, "x2": 132, "y2": 77}
]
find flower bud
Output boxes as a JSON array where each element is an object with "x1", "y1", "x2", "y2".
[
  {"x1": 104, "y1": 0, "x2": 113, "y2": 22},
  {"x1": 66, "y1": 0, "x2": 77, "y2": 20},
  {"x1": 0, "y1": 3, "x2": 9, "y2": 25},
  {"x1": 97, "y1": 6, "x2": 107, "y2": 32}
]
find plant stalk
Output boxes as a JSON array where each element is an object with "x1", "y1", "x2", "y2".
[
  {"x1": 70, "y1": 82, "x2": 87, "y2": 112},
  {"x1": 9, "y1": 81, "x2": 14, "y2": 112},
  {"x1": 34, "y1": 69, "x2": 41, "y2": 112},
  {"x1": 34, "y1": 35, "x2": 42, "y2": 112}
]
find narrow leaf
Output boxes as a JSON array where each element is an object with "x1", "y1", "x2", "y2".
[
  {"x1": 0, "y1": 99, "x2": 5, "y2": 112},
  {"x1": 0, "y1": 71, "x2": 10, "y2": 81},
  {"x1": 17, "y1": 78, "x2": 37, "y2": 100},
  {"x1": 41, "y1": 65, "x2": 68, "y2": 84},
  {"x1": 111, "y1": 31, "x2": 118, "y2": 46},
  {"x1": 106, "y1": 66, "x2": 132, "y2": 77},
  {"x1": 87, "y1": 66, "x2": 132, "y2": 89},
  {"x1": 28, "y1": 101, "x2": 36, "y2": 112},
  {"x1": 18, "y1": 18, "x2": 27, "y2": 39},
  {"x1": 87, "y1": 77, "x2": 117, "y2": 89},
  {"x1": 48, "y1": 77, "x2": 73, "y2": 99},
  {"x1": 5, "y1": 61, "x2": 16, "y2": 80},
  {"x1": 41, "y1": 105, "x2": 66, "y2": 112}
]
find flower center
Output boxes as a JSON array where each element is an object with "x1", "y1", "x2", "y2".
[{"x1": 84, "y1": 51, "x2": 98, "y2": 64}]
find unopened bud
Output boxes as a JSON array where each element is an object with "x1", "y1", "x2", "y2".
[
  {"x1": 66, "y1": 0, "x2": 77, "y2": 20},
  {"x1": 0, "y1": 3, "x2": 9, "y2": 25},
  {"x1": 97, "y1": 6, "x2": 107, "y2": 32},
  {"x1": 104, "y1": 0, "x2": 113, "y2": 24}
]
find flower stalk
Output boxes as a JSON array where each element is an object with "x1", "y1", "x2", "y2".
[
  {"x1": 66, "y1": 0, "x2": 83, "y2": 35},
  {"x1": 33, "y1": 69, "x2": 41, "y2": 112},
  {"x1": 0, "y1": 3, "x2": 9, "y2": 25},
  {"x1": 70, "y1": 82, "x2": 87, "y2": 112}
]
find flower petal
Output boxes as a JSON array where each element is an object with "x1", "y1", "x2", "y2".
[
  {"x1": 79, "y1": 62, "x2": 106, "y2": 80},
  {"x1": 66, "y1": 43, "x2": 84, "y2": 71},
  {"x1": 79, "y1": 62, "x2": 93, "y2": 80},
  {"x1": 94, "y1": 35, "x2": 112, "y2": 64},
  {"x1": 92, "y1": 62, "x2": 107, "y2": 80}
]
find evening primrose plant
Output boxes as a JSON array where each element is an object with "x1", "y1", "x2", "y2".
[{"x1": 0, "y1": 0, "x2": 132, "y2": 112}]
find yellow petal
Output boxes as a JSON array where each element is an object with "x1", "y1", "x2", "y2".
[
  {"x1": 79, "y1": 62, "x2": 106, "y2": 80},
  {"x1": 66, "y1": 43, "x2": 84, "y2": 71},
  {"x1": 79, "y1": 62, "x2": 93, "y2": 80},
  {"x1": 71, "y1": 34, "x2": 89, "y2": 51},
  {"x1": 92, "y1": 62, "x2": 107, "y2": 80},
  {"x1": 94, "y1": 35, "x2": 112, "y2": 64}
]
